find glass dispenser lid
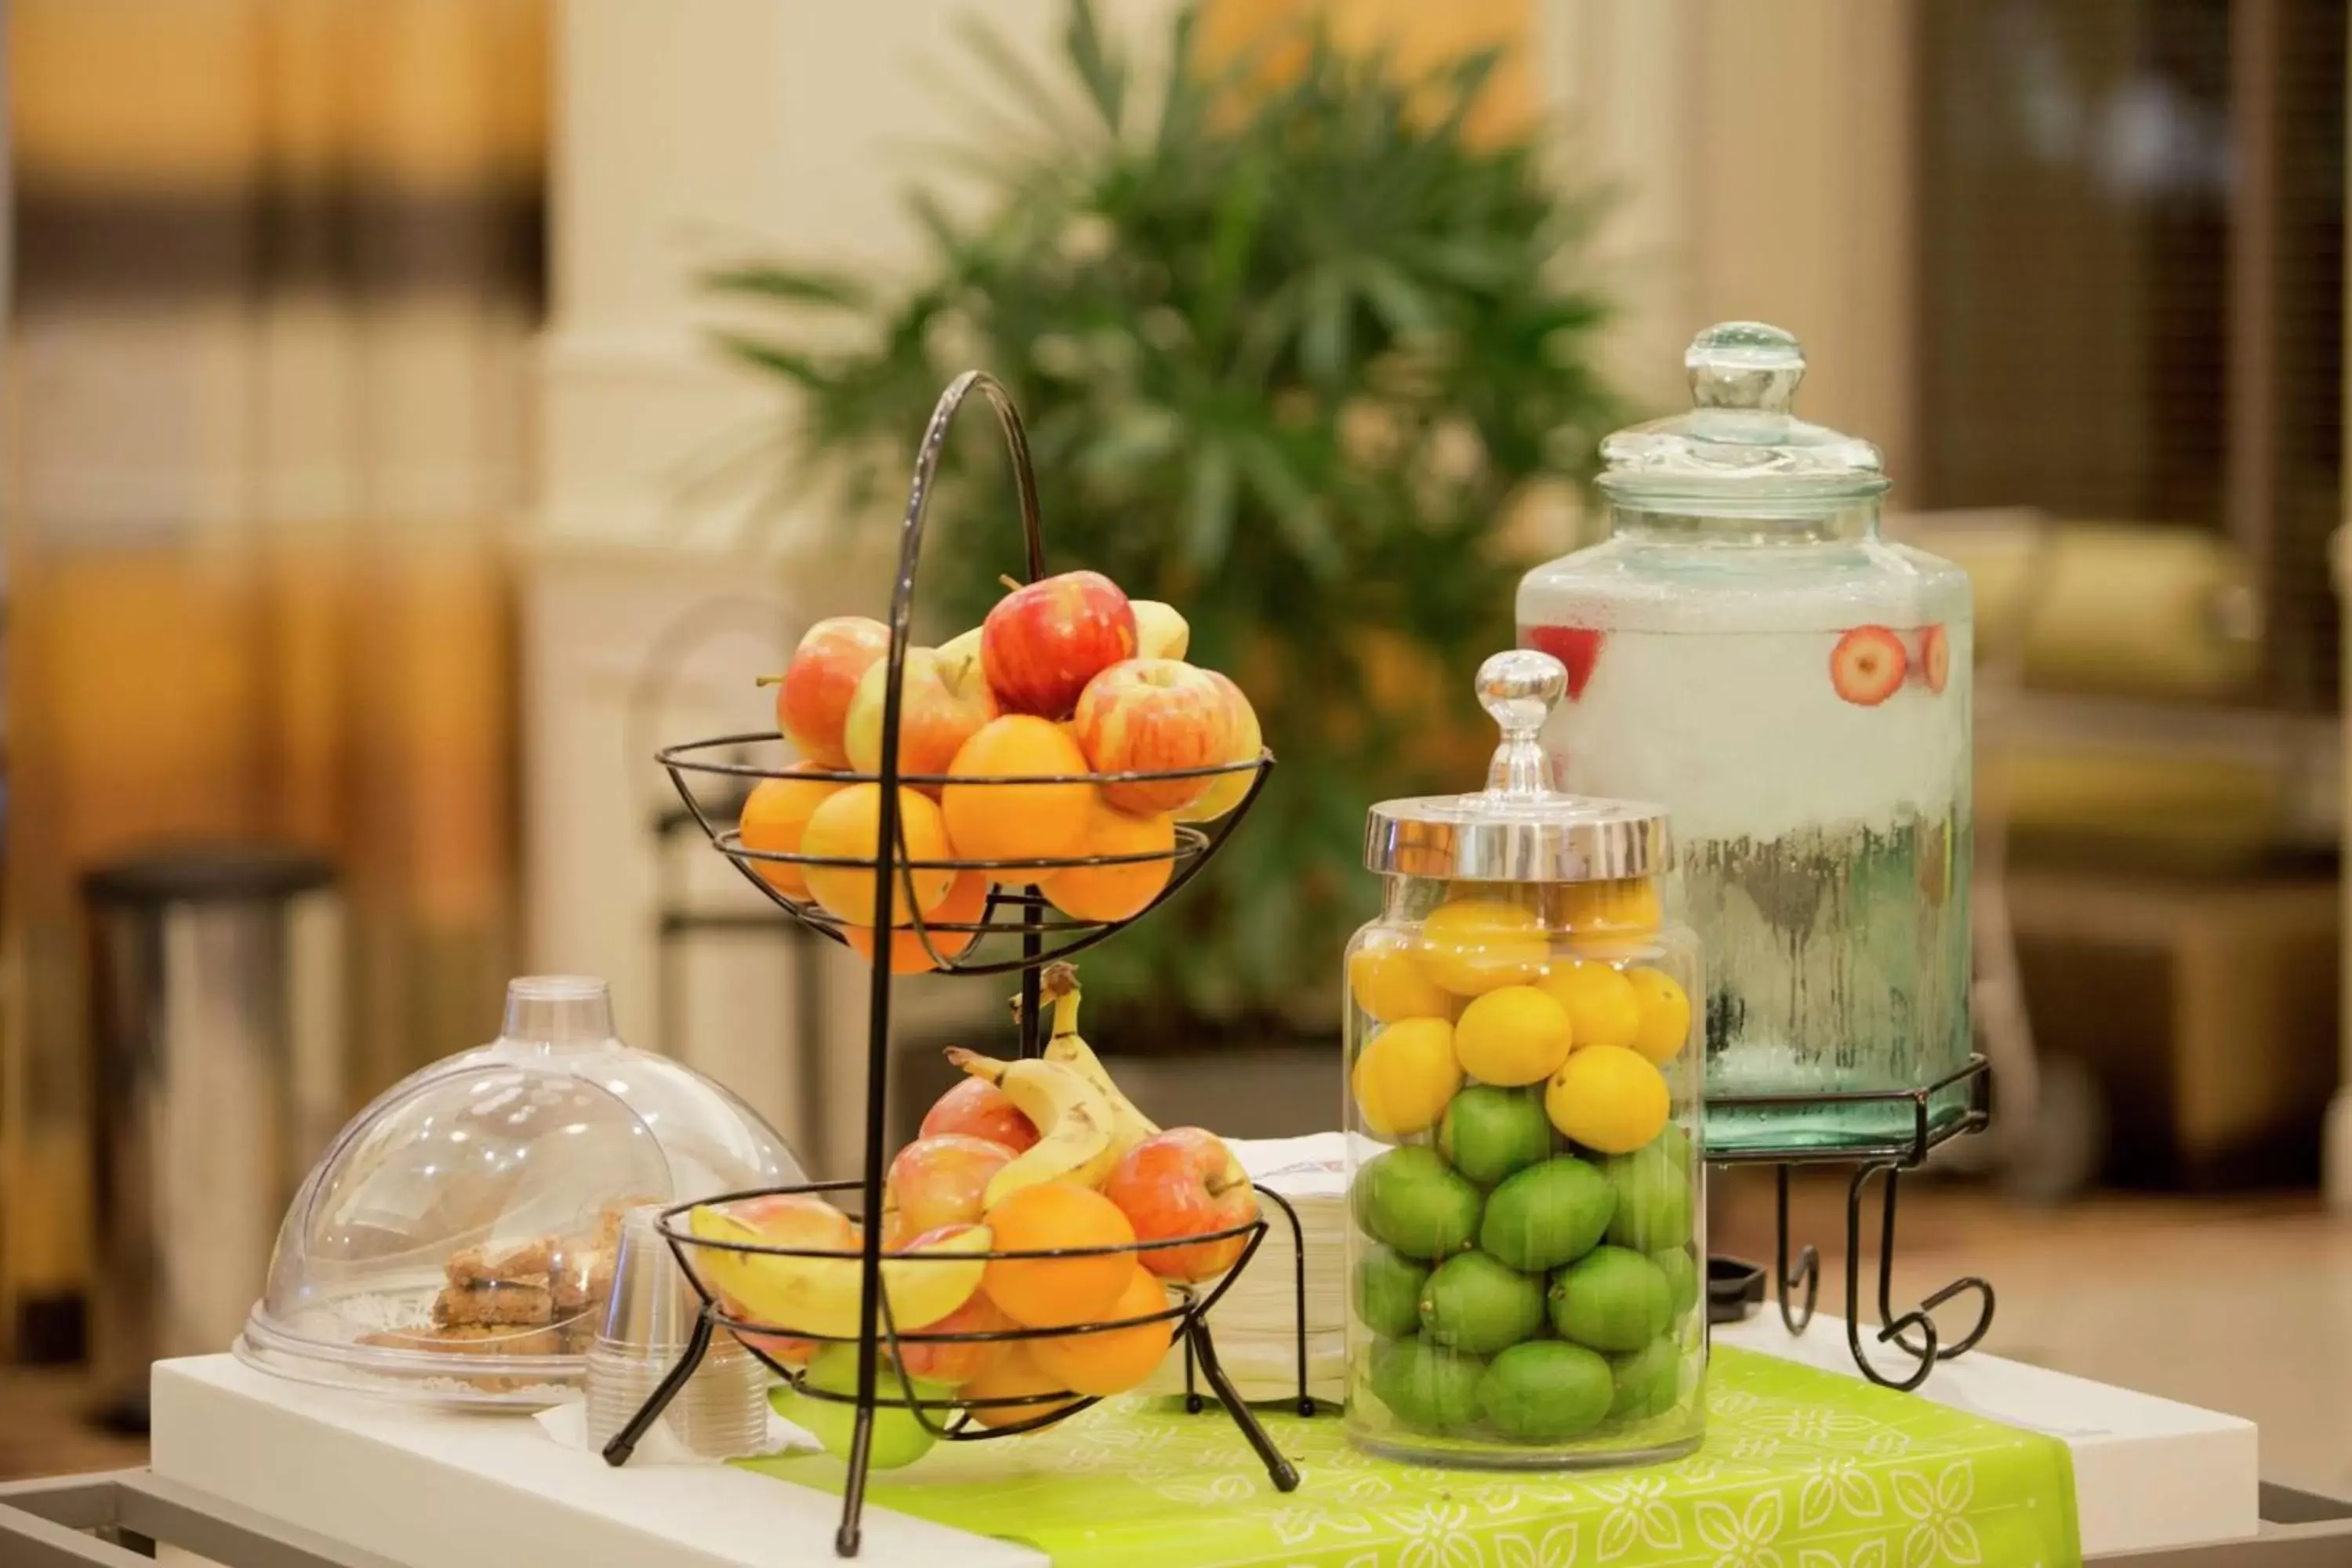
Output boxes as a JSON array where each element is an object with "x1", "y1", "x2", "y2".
[
  {"x1": 1364, "y1": 651, "x2": 1669, "y2": 882},
  {"x1": 1598, "y1": 321, "x2": 1888, "y2": 511}
]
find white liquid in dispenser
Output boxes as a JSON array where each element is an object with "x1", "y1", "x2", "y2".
[{"x1": 1523, "y1": 558, "x2": 1973, "y2": 1152}]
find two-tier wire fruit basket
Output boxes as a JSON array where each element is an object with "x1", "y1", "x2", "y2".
[{"x1": 609, "y1": 371, "x2": 1302, "y2": 1557}]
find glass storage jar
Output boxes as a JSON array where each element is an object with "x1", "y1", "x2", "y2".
[
  {"x1": 1519, "y1": 322, "x2": 1973, "y2": 1155},
  {"x1": 1345, "y1": 651, "x2": 1703, "y2": 1468}
]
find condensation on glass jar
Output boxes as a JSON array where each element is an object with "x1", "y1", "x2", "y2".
[
  {"x1": 1343, "y1": 651, "x2": 1704, "y2": 1469},
  {"x1": 1518, "y1": 322, "x2": 1973, "y2": 1155}
]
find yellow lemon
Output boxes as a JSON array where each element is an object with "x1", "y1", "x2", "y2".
[
  {"x1": 1544, "y1": 877, "x2": 1662, "y2": 935},
  {"x1": 1352, "y1": 1018, "x2": 1462, "y2": 1137},
  {"x1": 1453, "y1": 985, "x2": 1573, "y2": 1087},
  {"x1": 1348, "y1": 939, "x2": 1454, "y2": 1023},
  {"x1": 1544, "y1": 1045, "x2": 1669, "y2": 1154},
  {"x1": 1416, "y1": 898, "x2": 1550, "y2": 997},
  {"x1": 1538, "y1": 960, "x2": 1642, "y2": 1052},
  {"x1": 1626, "y1": 967, "x2": 1691, "y2": 1064}
]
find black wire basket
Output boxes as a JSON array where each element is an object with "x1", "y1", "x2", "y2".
[
  {"x1": 615, "y1": 370, "x2": 1304, "y2": 1558},
  {"x1": 656, "y1": 738, "x2": 1269, "y2": 977},
  {"x1": 648, "y1": 1180, "x2": 1311, "y2": 1437}
]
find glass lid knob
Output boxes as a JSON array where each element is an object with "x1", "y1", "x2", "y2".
[
  {"x1": 1477, "y1": 650, "x2": 1564, "y2": 799},
  {"x1": 1686, "y1": 321, "x2": 1806, "y2": 412}
]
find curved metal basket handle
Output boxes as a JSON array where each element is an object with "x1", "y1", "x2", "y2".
[{"x1": 865, "y1": 370, "x2": 1050, "y2": 961}]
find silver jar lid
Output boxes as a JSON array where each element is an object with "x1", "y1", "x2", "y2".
[{"x1": 1363, "y1": 651, "x2": 1671, "y2": 881}]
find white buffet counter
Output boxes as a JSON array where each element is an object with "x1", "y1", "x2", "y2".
[{"x1": 143, "y1": 1316, "x2": 2256, "y2": 1566}]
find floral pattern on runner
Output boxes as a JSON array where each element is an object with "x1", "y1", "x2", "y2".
[{"x1": 739, "y1": 1347, "x2": 2080, "y2": 1568}]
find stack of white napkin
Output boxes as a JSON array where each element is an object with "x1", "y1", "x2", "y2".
[{"x1": 1142, "y1": 1132, "x2": 1353, "y2": 1405}]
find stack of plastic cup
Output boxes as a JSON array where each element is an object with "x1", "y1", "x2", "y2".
[{"x1": 584, "y1": 1206, "x2": 768, "y2": 1460}]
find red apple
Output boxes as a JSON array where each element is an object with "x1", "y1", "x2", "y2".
[
  {"x1": 1072, "y1": 659, "x2": 1241, "y2": 815},
  {"x1": 920, "y1": 1077, "x2": 1040, "y2": 1153},
  {"x1": 1131, "y1": 601, "x2": 1189, "y2": 661},
  {"x1": 843, "y1": 642, "x2": 1001, "y2": 790},
  {"x1": 1174, "y1": 671, "x2": 1262, "y2": 824},
  {"x1": 716, "y1": 1192, "x2": 859, "y2": 1247},
  {"x1": 1101, "y1": 1127, "x2": 1255, "y2": 1282},
  {"x1": 716, "y1": 1288, "x2": 820, "y2": 1368},
  {"x1": 982, "y1": 571, "x2": 1138, "y2": 719},
  {"x1": 890, "y1": 1290, "x2": 1017, "y2": 1385},
  {"x1": 765, "y1": 617, "x2": 891, "y2": 768},
  {"x1": 885, "y1": 1134, "x2": 1016, "y2": 1236}
]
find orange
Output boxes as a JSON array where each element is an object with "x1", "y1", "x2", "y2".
[
  {"x1": 846, "y1": 871, "x2": 992, "y2": 973},
  {"x1": 942, "y1": 717, "x2": 1096, "y2": 869},
  {"x1": 1029, "y1": 1266, "x2": 1174, "y2": 1396},
  {"x1": 960, "y1": 1342, "x2": 1085, "y2": 1431},
  {"x1": 1043, "y1": 801, "x2": 1175, "y2": 923},
  {"x1": 982, "y1": 1185, "x2": 1135, "y2": 1328},
  {"x1": 736, "y1": 764, "x2": 843, "y2": 899},
  {"x1": 800, "y1": 783, "x2": 956, "y2": 926}
]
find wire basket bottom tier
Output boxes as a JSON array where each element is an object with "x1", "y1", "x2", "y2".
[{"x1": 661, "y1": 1185, "x2": 1273, "y2": 1442}]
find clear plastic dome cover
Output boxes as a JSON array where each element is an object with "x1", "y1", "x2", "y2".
[{"x1": 236, "y1": 977, "x2": 802, "y2": 1405}]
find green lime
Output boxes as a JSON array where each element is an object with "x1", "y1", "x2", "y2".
[
  {"x1": 1354, "y1": 1245, "x2": 1431, "y2": 1339},
  {"x1": 1367, "y1": 1338, "x2": 1485, "y2": 1433},
  {"x1": 1439, "y1": 1085, "x2": 1555, "y2": 1186},
  {"x1": 1479, "y1": 1341, "x2": 1614, "y2": 1442},
  {"x1": 1417, "y1": 1251, "x2": 1545, "y2": 1356},
  {"x1": 776, "y1": 1345, "x2": 954, "y2": 1469},
  {"x1": 1548, "y1": 1246, "x2": 1674, "y2": 1352},
  {"x1": 1608, "y1": 1336, "x2": 1682, "y2": 1421},
  {"x1": 1650, "y1": 1246, "x2": 1699, "y2": 1319},
  {"x1": 1600, "y1": 1142, "x2": 1693, "y2": 1251},
  {"x1": 1573, "y1": 1121, "x2": 1693, "y2": 1167},
  {"x1": 1479, "y1": 1156, "x2": 1616, "y2": 1272},
  {"x1": 1354, "y1": 1146, "x2": 1483, "y2": 1260}
]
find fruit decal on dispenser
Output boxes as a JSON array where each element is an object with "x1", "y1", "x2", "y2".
[
  {"x1": 741, "y1": 569, "x2": 1261, "y2": 967},
  {"x1": 679, "y1": 964, "x2": 1259, "y2": 1464},
  {"x1": 1345, "y1": 882, "x2": 1700, "y2": 1450},
  {"x1": 1524, "y1": 625, "x2": 1605, "y2": 700},
  {"x1": 1918, "y1": 623, "x2": 1951, "y2": 694},
  {"x1": 1828, "y1": 622, "x2": 1955, "y2": 706},
  {"x1": 1828, "y1": 625, "x2": 1907, "y2": 706}
]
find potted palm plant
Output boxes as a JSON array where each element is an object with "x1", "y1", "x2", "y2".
[{"x1": 706, "y1": 0, "x2": 1621, "y2": 1045}]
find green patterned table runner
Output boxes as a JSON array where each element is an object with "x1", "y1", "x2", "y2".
[{"x1": 740, "y1": 1346, "x2": 2080, "y2": 1566}]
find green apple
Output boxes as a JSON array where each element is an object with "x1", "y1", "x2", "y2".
[{"x1": 773, "y1": 1344, "x2": 956, "y2": 1469}]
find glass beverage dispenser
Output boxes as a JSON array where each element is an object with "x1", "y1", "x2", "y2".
[{"x1": 1518, "y1": 324, "x2": 1973, "y2": 1154}]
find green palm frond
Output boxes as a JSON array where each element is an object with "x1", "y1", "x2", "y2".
[{"x1": 706, "y1": 0, "x2": 1622, "y2": 1029}]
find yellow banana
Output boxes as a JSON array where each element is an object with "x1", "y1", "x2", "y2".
[
  {"x1": 944, "y1": 1048, "x2": 1119, "y2": 1205},
  {"x1": 1036, "y1": 962, "x2": 1160, "y2": 1152},
  {"x1": 688, "y1": 1207, "x2": 990, "y2": 1340}
]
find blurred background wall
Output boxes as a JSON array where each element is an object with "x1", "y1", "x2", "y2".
[
  {"x1": 5, "y1": 0, "x2": 2350, "y2": 1361},
  {"x1": 5, "y1": 0, "x2": 539, "y2": 1348}
]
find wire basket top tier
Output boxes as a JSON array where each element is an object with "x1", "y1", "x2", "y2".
[
  {"x1": 656, "y1": 369, "x2": 1272, "y2": 977},
  {"x1": 659, "y1": 735, "x2": 1270, "y2": 976}
]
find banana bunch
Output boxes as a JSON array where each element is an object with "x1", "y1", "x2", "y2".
[{"x1": 945, "y1": 964, "x2": 1159, "y2": 1209}]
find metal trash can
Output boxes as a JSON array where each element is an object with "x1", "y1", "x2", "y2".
[{"x1": 82, "y1": 844, "x2": 344, "y2": 1430}]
